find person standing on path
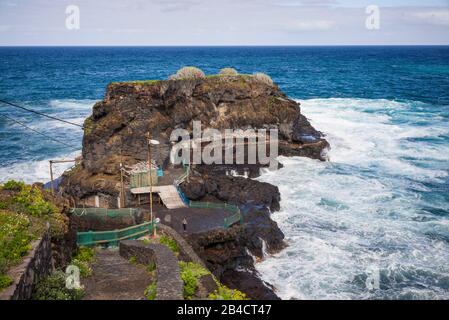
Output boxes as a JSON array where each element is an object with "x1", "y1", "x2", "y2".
[{"x1": 182, "y1": 217, "x2": 187, "y2": 232}]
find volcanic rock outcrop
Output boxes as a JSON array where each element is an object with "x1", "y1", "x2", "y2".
[
  {"x1": 61, "y1": 75, "x2": 328, "y2": 201},
  {"x1": 60, "y1": 75, "x2": 329, "y2": 299}
]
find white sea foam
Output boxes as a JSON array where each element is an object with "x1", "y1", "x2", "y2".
[
  {"x1": 0, "y1": 99, "x2": 94, "y2": 184},
  {"x1": 256, "y1": 98, "x2": 449, "y2": 300},
  {"x1": 0, "y1": 150, "x2": 81, "y2": 184}
]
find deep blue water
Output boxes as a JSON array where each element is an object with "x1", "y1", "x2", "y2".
[{"x1": 0, "y1": 46, "x2": 448, "y2": 299}]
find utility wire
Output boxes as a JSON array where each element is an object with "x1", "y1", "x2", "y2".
[
  {"x1": 0, "y1": 99, "x2": 84, "y2": 128},
  {"x1": 0, "y1": 112, "x2": 78, "y2": 149}
]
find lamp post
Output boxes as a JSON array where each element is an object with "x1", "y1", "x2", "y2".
[{"x1": 147, "y1": 133, "x2": 160, "y2": 238}]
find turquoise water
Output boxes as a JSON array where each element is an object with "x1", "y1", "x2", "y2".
[{"x1": 0, "y1": 46, "x2": 448, "y2": 299}]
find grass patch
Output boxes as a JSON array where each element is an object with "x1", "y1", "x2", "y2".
[
  {"x1": 159, "y1": 235, "x2": 179, "y2": 254},
  {"x1": 0, "y1": 274, "x2": 13, "y2": 291},
  {"x1": 146, "y1": 262, "x2": 156, "y2": 275},
  {"x1": 208, "y1": 285, "x2": 248, "y2": 300},
  {"x1": 179, "y1": 261, "x2": 210, "y2": 299},
  {"x1": 0, "y1": 210, "x2": 35, "y2": 291},
  {"x1": 0, "y1": 180, "x2": 68, "y2": 240},
  {"x1": 111, "y1": 80, "x2": 160, "y2": 86},
  {"x1": 128, "y1": 256, "x2": 138, "y2": 265},
  {"x1": 144, "y1": 282, "x2": 157, "y2": 300},
  {"x1": 71, "y1": 247, "x2": 95, "y2": 278},
  {"x1": 32, "y1": 271, "x2": 84, "y2": 300}
]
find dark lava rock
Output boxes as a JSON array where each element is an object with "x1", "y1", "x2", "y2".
[
  {"x1": 181, "y1": 173, "x2": 281, "y2": 212},
  {"x1": 221, "y1": 269, "x2": 281, "y2": 300},
  {"x1": 60, "y1": 76, "x2": 328, "y2": 201}
]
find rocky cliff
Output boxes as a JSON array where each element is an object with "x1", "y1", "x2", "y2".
[
  {"x1": 61, "y1": 75, "x2": 328, "y2": 201},
  {"x1": 60, "y1": 74, "x2": 329, "y2": 299}
]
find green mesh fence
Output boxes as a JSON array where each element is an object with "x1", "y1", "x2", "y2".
[
  {"x1": 130, "y1": 170, "x2": 159, "y2": 188},
  {"x1": 189, "y1": 201, "x2": 242, "y2": 229},
  {"x1": 70, "y1": 207, "x2": 138, "y2": 219},
  {"x1": 77, "y1": 222, "x2": 155, "y2": 247},
  {"x1": 224, "y1": 213, "x2": 243, "y2": 229}
]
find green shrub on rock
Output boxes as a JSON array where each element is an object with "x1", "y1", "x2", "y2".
[
  {"x1": 169, "y1": 67, "x2": 206, "y2": 80},
  {"x1": 219, "y1": 68, "x2": 239, "y2": 76},
  {"x1": 144, "y1": 282, "x2": 157, "y2": 300},
  {"x1": 0, "y1": 210, "x2": 34, "y2": 291},
  {"x1": 208, "y1": 285, "x2": 248, "y2": 300},
  {"x1": 253, "y1": 72, "x2": 274, "y2": 86},
  {"x1": 32, "y1": 271, "x2": 84, "y2": 300},
  {"x1": 159, "y1": 235, "x2": 179, "y2": 254},
  {"x1": 0, "y1": 274, "x2": 12, "y2": 291},
  {"x1": 71, "y1": 247, "x2": 95, "y2": 277},
  {"x1": 1, "y1": 180, "x2": 25, "y2": 192},
  {"x1": 179, "y1": 261, "x2": 210, "y2": 299}
]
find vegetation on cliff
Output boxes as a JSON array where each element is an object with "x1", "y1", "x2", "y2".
[
  {"x1": 0, "y1": 180, "x2": 70, "y2": 291},
  {"x1": 178, "y1": 261, "x2": 247, "y2": 300},
  {"x1": 32, "y1": 271, "x2": 84, "y2": 300}
]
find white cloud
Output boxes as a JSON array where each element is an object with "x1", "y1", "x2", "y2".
[
  {"x1": 408, "y1": 10, "x2": 449, "y2": 27},
  {"x1": 0, "y1": 25, "x2": 12, "y2": 33},
  {"x1": 284, "y1": 20, "x2": 335, "y2": 31}
]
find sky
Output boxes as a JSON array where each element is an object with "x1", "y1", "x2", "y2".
[{"x1": 0, "y1": 0, "x2": 448, "y2": 45}]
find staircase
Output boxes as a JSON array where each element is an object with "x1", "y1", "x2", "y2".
[{"x1": 157, "y1": 185, "x2": 187, "y2": 209}]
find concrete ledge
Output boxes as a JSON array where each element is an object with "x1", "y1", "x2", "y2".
[{"x1": 119, "y1": 240, "x2": 183, "y2": 300}]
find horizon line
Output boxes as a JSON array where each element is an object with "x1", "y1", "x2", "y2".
[{"x1": 1, "y1": 44, "x2": 449, "y2": 48}]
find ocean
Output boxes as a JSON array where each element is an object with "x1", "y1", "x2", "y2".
[{"x1": 0, "y1": 46, "x2": 448, "y2": 299}]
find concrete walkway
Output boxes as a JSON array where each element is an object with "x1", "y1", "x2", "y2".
[
  {"x1": 152, "y1": 206, "x2": 230, "y2": 234},
  {"x1": 82, "y1": 248, "x2": 153, "y2": 300}
]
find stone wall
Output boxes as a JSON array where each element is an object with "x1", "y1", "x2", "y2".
[
  {"x1": 157, "y1": 223, "x2": 206, "y2": 267},
  {"x1": 0, "y1": 232, "x2": 52, "y2": 300},
  {"x1": 119, "y1": 240, "x2": 183, "y2": 300}
]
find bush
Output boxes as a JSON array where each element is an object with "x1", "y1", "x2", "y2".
[
  {"x1": 1, "y1": 180, "x2": 25, "y2": 192},
  {"x1": 0, "y1": 211, "x2": 33, "y2": 284},
  {"x1": 32, "y1": 271, "x2": 84, "y2": 300},
  {"x1": 253, "y1": 72, "x2": 274, "y2": 86},
  {"x1": 0, "y1": 274, "x2": 12, "y2": 291},
  {"x1": 179, "y1": 261, "x2": 210, "y2": 299},
  {"x1": 144, "y1": 282, "x2": 157, "y2": 300},
  {"x1": 219, "y1": 68, "x2": 239, "y2": 76},
  {"x1": 169, "y1": 67, "x2": 205, "y2": 80},
  {"x1": 159, "y1": 235, "x2": 179, "y2": 254},
  {"x1": 74, "y1": 247, "x2": 95, "y2": 263},
  {"x1": 208, "y1": 285, "x2": 248, "y2": 300},
  {"x1": 71, "y1": 247, "x2": 95, "y2": 278},
  {"x1": 12, "y1": 184, "x2": 57, "y2": 217},
  {"x1": 146, "y1": 262, "x2": 156, "y2": 274},
  {"x1": 1, "y1": 182, "x2": 68, "y2": 239}
]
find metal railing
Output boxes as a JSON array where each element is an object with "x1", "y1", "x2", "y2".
[
  {"x1": 70, "y1": 207, "x2": 137, "y2": 218},
  {"x1": 77, "y1": 221, "x2": 155, "y2": 247}
]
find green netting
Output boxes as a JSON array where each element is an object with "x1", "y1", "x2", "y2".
[
  {"x1": 190, "y1": 201, "x2": 239, "y2": 213},
  {"x1": 224, "y1": 213, "x2": 243, "y2": 229},
  {"x1": 77, "y1": 222, "x2": 155, "y2": 247},
  {"x1": 189, "y1": 201, "x2": 242, "y2": 228},
  {"x1": 130, "y1": 170, "x2": 159, "y2": 188},
  {"x1": 70, "y1": 207, "x2": 138, "y2": 219}
]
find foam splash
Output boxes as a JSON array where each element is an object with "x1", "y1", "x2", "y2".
[
  {"x1": 0, "y1": 150, "x2": 81, "y2": 184},
  {"x1": 0, "y1": 99, "x2": 94, "y2": 184},
  {"x1": 256, "y1": 98, "x2": 449, "y2": 300}
]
